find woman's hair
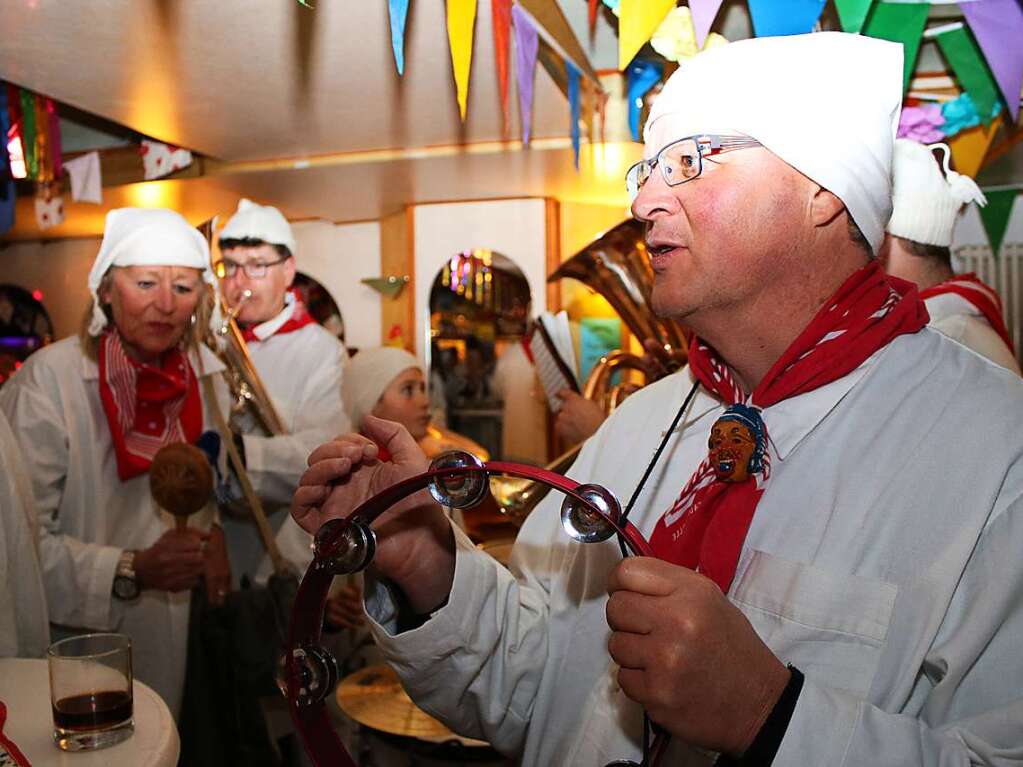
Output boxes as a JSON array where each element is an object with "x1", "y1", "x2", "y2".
[{"x1": 78, "y1": 267, "x2": 214, "y2": 362}]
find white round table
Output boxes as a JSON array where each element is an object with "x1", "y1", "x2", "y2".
[{"x1": 0, "y1": 658, "x2": 179, "y2": 767}]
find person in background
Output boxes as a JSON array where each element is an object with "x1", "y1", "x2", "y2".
[
  {"x1": 0, "y1": 208, "x2": 230, "y2": 715},
  {"x1": 0, "y1": 408, "x2": 49, "y2": 658},
  {"x1": 880, "y1": 138, "x2": 1020, "y2": 374},
  {"x1": 491, "y1": 340, "x2": 548, "y2": 465},
  {"x1": 215, "y1": 198, "x2": 350, "y2": 582}
]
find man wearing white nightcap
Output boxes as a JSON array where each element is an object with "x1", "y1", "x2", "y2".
[
  {"x1": 0, "y1": 208, "x2": 233, "y2": 715},
  {"x1": 292, "y1": 33, "x2": 1023, "y2": 766},
  {"x1": 215, "y1": 199, "x2": 349, "y2": 584},
  {"x1": 881, "y1": 138, "x2": 1020, "y2": 373}
]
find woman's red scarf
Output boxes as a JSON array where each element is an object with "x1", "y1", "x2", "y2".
[
  {"x1": 239, "y1": 290, "x2": 316, "y2": 343},
  {"x1": 98, "y1": 330, "x2": 202, "y2": 481},
  {"x1": 919, "y1": 272, "x2": 1015, "y2": 354},
  {"x1": 649, "y1": 262, "x2": 929, "y2": 592}
]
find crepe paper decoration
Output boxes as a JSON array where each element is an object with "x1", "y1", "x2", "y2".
[
  {"x1": 940, "y1": 92, "x2": 1002, "y2": 137},
  {"x1": 446, "y1": 0, "x2": 477, "y2": 121},
  {"x1": 978, "y1": 189, "x2": 1018, "y2": 257},
  {"x1": 19, "y1": 89, "x2": 37, "y2": 180},
  {"x1": 627, "y1": 59, "x2": 663, "y2": 141},
  {"x1": 748, "y1": 0, "x2": 826, "y2": 37},
  {"x1": 651, "y1": 5, "x2": 728, "y2": 63},
  {"x1": 618, "y1": 0, "x2": 674, "y2": 70},
  {"x1": 568, "y1": 61, "x2": 581, "y2": 169},
  {"x1": 388, "y1": 0, "x2": 410, "y2": 76},
  {"x1": 690, "y1": 0, "x2": 725, "y2": 48},
  {"x1": 140, "y1": 139, "x2": 193, "y2": 180},
  {"x1": 44, "y1": 97, "x2": 62, "y2": 179},
  {"x1": 512, "y1": 4, "x2": 539, "y2": 145},
  {"x1": 960, "y1": 0, "x2": 1023, "y2": 123},
  {"x1": 834, "y1": 0, "x2": 874, "y2": 34},
  {"x1": 492, "y1": 0, "x2": 512, "y2": 130},
  {"x1": 947, "y1": 114, "x2": 1002, "y2": 178},
  {"x1": 935, "y1": 24, "x2": 1003, "y2": 126},
  {"x1": 897, "y1": 103, "x2": 946, "y2": 142},
  {"x1": 64, "y1": 151, "x2": 103, "y2": 204},
  {"x1": 34, "y1": 190, "x2": 64, "y2": 231},
  {"x1": 32, "y1": 95, "x2": 53, "y2": 183},
  {"x1": 863, "y1": 2, "x2": 930, "y2": 93},
  {"x1": 0, "y1": 86, "x2": 15, "y2": 234}
]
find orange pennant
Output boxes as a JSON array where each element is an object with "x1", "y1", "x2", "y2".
[
  {"x1": 948, "y1": 115, "x2": 1003, "y2": 178},
  {"x1": 447, "y1": 0, "x2": 478, "y2": 120}
]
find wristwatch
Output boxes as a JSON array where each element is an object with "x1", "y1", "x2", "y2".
[{"x1": 112, "y1": 550, "x2": 140, "y2": 601}]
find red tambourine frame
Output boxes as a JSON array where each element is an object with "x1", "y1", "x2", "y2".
[{"x1": 282, "y1": 458, "x2": 656, "y2": 767}]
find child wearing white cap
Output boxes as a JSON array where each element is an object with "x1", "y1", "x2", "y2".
[
  {"x1": 881, "y1": 138, "x2": 1019, "y2": 373},
  {"x1": 0, "y1": 208, "x2": 232, "y2": 716}
]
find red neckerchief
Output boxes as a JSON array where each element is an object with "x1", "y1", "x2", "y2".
[
  {"x1": 97, "y1": 330, "x2": 202, "y2": 481},
  {"x1": 0, "y1": 702, "x2": 30, "y2": 767},
  {"x1": 239, "y1": 290, "x2": 317, "y2": 343},
  {"x1": 649, "y1": 262, "x2": 929, "y2": 592},
  {"x1": 919, "y1": 273, "x2": 1015, "y2": 355}
]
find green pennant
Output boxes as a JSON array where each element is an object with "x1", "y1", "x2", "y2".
[
  {"x1": 835, "y1": 0, "x2": 874, "y2": 34},
  {"x1": 936, "y1": 25, "x2": 1002, "y2": 125},
  {"x1": 18, "y1": 88, "x2": 38, "y2": 179},
  {"x1": 863, "y1": 2, "x2": 930, "y2": 93},
  {"x1": 978, "y1": 189, "x2": 1018, "y2": 258}
]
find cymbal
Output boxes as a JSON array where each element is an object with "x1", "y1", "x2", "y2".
[
  {"x1": 477, "y1": 538, "x2": 515, "y2": 567},
  {"x1": 336, "y1": 665, "x2": 488, "y2": 746}
]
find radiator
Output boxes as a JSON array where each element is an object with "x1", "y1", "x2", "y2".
[{"x1": 953, "y1": 242, "x2": 1023, "y2": 366}]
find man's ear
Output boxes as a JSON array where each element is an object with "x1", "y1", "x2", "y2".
[
  {"x1": 810, "y1": 187, "x2": 845, "y2": 228},
  {"x1": 283, "y1": 256, "x2": 297, "y2": 288}
]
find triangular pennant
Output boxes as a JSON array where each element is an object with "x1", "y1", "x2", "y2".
[
  {"x1": 627, "y1": 59, "x2": 663, "y2": 141},
  {"x1": 947, "y1": 114, "x2": 1002, "y2": 178},
  {"x1": 618, "y1": 0, "x2": 674, "y2": 70},
  {"x1": 960, "y1": 0, "x2": 1023, "y2": 123},
  {"x1": 64, "y1": 151, "x2": 103, "y2": 204},
  {"x1": 589, "y1": 0, "x2": 599, "y2": 37},
  {"x1": 45, "y1": 98, "x2": 62, "y2": 180},
  {"x1": 34, "y1": 192, "x2": 64, "y2": 231},
  {"x1": 936, "y1": 25, "x2": 1002, "y2": 126},
  {"x1": 32, "y1": 95, "x2": 52, "y2": 183},
  {"x1": 567, "y1": 61, "x2": 581, "y2": 169},
  {"x1": 512, "y1": 4, "x2": 539, "y2": 145},
  {"x1": 388, "y1": 0, "x2": 411, "y2": 76},
  {"x1": 492, "y1": 0, "x2": 512, "y2": 131},
  {"x1": 748, "y1": 0, "x2": 826, "y2": 37},
  {"x1": 862, "y1": 2, "x2": 930, "y2": 93},
  {"x1": 19, "y1": 89, "x2": 37, "y2": 180},
  {"x1": 446, "y1": 0, "x2": 478, "y2": 121},
  {"x1": 690, "y1": 0, "x2": 725, "y2": 48},
  {"x1": 978, "y1": 189, "x2": 1018, "y2": 257},
  {"x1": 0, "y1": 85, "x2": 15, "y2": 234},
  {"x1": 834, "y1": 0, "x2": 874, "y2": 34}
]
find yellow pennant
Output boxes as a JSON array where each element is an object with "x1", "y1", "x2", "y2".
[
  {"x1": 948, "y1": 115, "x2": 1003, "y2": 178},
  {"x1": 619, "y1": 0, "x2": 675, "y2": 70},
  {"x1": 447, "y1": 0, "x2": 478, "y2": 120}
]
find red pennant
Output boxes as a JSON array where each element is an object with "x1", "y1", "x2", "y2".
[
  {"x1": 492, "y1": 0, "x2": 512, "y2": 132},
  {"x1": 589, "y1": 0, "x2": 598, "y2": 36}
]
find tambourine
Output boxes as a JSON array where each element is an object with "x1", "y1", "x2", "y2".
[{"x1": 279, "y1": 450, "x2": 667, "y2": 767}]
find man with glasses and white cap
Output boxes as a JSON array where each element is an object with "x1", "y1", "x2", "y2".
[
  {"x1": 291, "y1": 33, "x2": 1023, "y2": 766},
  {"x1": 215, "y1": 199, "x2": 349, "y2": 582},
  {"x1": 880, "y1": 138, "x2": 1020, "y2": 374}
]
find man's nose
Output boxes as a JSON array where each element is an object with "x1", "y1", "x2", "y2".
[
  {"x1": 631, "y1": 170, "x2": 682, "y2": 223},
  {"x1": 153, "y1": 282, "x2": 175, "y2": 313}
]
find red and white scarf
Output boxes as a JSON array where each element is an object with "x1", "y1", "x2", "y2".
[
  {"x1": 919, "y1": 273, "x2": 1015, "y2": 355},
  {"x1": 98, "y1": 330, "x2": 203, "y2": 481},
  {"x1": 239, "y1": 289, "x2": 316, "y2": 343},
  {"x1": 649, "y1": 262, "x2": 929, "y2": 592}
]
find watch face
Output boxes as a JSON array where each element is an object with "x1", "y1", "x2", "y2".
[{"x1": 113, "y1": 576, "x2": 139, "y2": 600}]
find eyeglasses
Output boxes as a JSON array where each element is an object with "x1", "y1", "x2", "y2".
[
  {"x1": 215, "y1": 255, "x2": 289, "y2": 279},
  {"x1": 625, "y1": 134, "x2": 762, "y2": 201}
]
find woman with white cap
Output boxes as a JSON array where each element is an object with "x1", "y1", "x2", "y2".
[{"x1": 0, "y1": 208, "x2": 231, "y2": 716}]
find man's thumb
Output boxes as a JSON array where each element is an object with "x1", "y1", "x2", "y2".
[{"x1": 362, "y1": 414, "x2": 423, "y2": 464}]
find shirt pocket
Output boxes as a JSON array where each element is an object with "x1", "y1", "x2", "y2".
[{"x1": 731, "y1": 550, "x2": 897, "y2": 699}]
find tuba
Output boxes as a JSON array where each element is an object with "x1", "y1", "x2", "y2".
[{"x1": 490, "y1": 219, "x2": 689, "y2": 522}]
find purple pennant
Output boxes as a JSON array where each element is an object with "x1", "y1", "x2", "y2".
[
  {"x1": 960, "y1": 0, "x2": 1023, "y2": 122},
  {"x1": 567, "y1": 61, "x2": 580, "y2": 169},
  {"x1": 389, "y1": 0, "x2": 411, "y2": 76},
  {"x1": 690, "y1": 0, "x2": 725, "y2": 48},
  {"x1": 512, "y1": 4, "x2": 538, "y2": 146}
]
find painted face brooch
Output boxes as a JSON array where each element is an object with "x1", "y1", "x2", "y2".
[{"x1": 707, "y1": 403, "x2": 766, "y2": 483}]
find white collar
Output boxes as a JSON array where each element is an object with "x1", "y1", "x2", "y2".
[
  {"x1": 923, "y1": 292, "x2": 981, "y2": 324},
  {"x1": 247, "y1": 292, "x2": 297, "y2": 343}
]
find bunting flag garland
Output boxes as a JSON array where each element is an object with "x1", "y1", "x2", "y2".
[
  {"x1": 941, "y1": 92, "x2": 1001, "y2": 136},
  {"x1": 446, "y1": 0, "x2": 477, "y2": 121},
  {"x1": 567, "y1": 61, "x2": 581, "y2": 169},
  {"x1": 63, "y1": 151, "x2": 103, "y2": 204},
  {"x1": 492, "y1": 0, "x2": 512, "y2": 131},
  {"x1": 935, "y1": 24, "x2": 1002, "y2": 125},
  {"x1": 45, "y1": 97, "x2": 62, "y2": 180},
  {"x1": 388, "y1": 0, "x2": 411, "y2": 76},
  {"x1": 0, "y1": 86, "x2": 15, "y2": 234},
  {"x1": 690, "y1": 0, "x2": 725, "y2": 48},
  {"x1": 835, "y1": 0, "x2": 874, "y2": 34},
  {"x1": 947, "y1": 114, "x2": 1002, "y2": 178},
  {"x1": 748, "y1": 0, "x2": 826, "y2": 38},
  {"x1": 33, "y1": 96, "x2": 52, "y2": 182},
  {"x1": 897, "y1": 103, "x2": 945, "y2": 142},
  {"x1": 19, "y1": 90, "x2": 37, "y2": 180},
  {"x1": 140, "y1": 139, "x2": 193, "y2": 180},
  {"x1": 512, "y1": 4, "x2": 539, "y2": 145},
  {"x1": 863, "y1": 2, "x2": 930, "y2": 93},
  {"x1": 34, "y1": 189, "x2": 64, "y2": 231},
  {"x1": 589, "y1": 0, "x2": 599, "y2": 37},
  {"x1": 978, "y1": 189, "x2": 1018, "y2": 257},
  {"x1": 618, "y1": 0, "x2": 674, "y2": 70},
  {"x1": 626, "y1": 59, "x2": 663, "y2": 141},
  {"x1": 959, "y1": 0, "x2": 1023, "y2": 123}
]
